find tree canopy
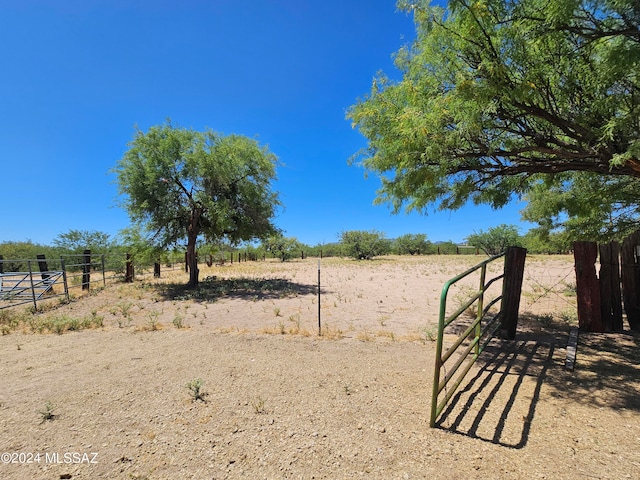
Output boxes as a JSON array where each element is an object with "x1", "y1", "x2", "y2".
[
  {"x1": 262, "y1": 235, "x2": 303, "y2": 262},
  {"x1": 348, "y1": 0, "x2": 640, "y2": 237},
  {"x1": 522, "y1": 172, "x2": 640, "y2": 241},
  {"x1": 394, "y1": 233, "x2": 431, "y2": 255},
  {"x1": 466, "y1": 224, "x2": 522, "y2": 255},
  {"x1": 114, "y1": 122, "x2": 281, "y2": 286},
  {"x1": 340, "y1": 230, "x2": 391, "y2": 260},
  {"x1": 53, "y1": 229, "x2": 112, "y2": 254}
]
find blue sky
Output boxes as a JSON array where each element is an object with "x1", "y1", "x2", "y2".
[{"x1": 0, "y1": 0, "x2": 533, "y2": 247}]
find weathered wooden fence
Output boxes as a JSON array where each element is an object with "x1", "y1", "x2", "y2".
[{"x1": 574, "y1": 230, "x2": 640, "y2": 332}]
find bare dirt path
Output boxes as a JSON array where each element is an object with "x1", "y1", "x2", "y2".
[{"x1": 1, "y1": 256, "x2": 638, "y2": 479}]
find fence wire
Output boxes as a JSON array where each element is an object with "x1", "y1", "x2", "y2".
[{"x1": 519, "y1": 256, "x2": 577, "y2": 325}]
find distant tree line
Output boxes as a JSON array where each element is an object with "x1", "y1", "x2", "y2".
[{"x1": 0, "y1": 224, "x2": 571, "y2": 272}]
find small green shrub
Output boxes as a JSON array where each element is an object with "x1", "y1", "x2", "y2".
[
  {"x1": 563, "y1": 282, "x2": 577, "y2": 297},
  {"x1": 536, "y1": 313, "x2": 554, "y2": 327},
  {"x1": 39, "y1": 401, "x2": 56, "y2": 423},
  {"x1": 51, "y1": 318, "x2": 67, "y2": 335},
  {"x1": 117, "y1": 302, "x2": 134, "y2": 317},
  {"x1": 288, "y1": 313, "x2": 301, "y2": 332},
  {"x1": 422, "y1": 325, "x2": 438, "y2": 343},
  {"x1": 559, "y1": 311, "x2": 578, "y2": 326},
  {"x1": 147, "y1": 310, "x2": 161, "y2": 331},
  {"x1": 453, "y1": 285, "x2": 479, "y2": 319},
  {"x1": 67, "y1": 317, "x2": 82, "y2": 331},
  {"x1": 0, "y1": 310, "x2": 22, "y2": 335},
  {"x1": 251, "y1": 395, "x2": 267, "y2": 414},
  {"x1": 186, "y1": 378, "x2": 207, "y2": 402},
  {"x1": 90, "y1": 311, "x2": 104, "y2": 328},
  {"x1": 172, "y1": 314, "x2": 184, "y2": 329}
]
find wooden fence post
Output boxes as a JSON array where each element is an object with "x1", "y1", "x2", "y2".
[
  {"x1": 37, "y1": 254, "x2": 50, "y2": 281},
  {"x1": 501, "y1": 246, "x2": 527, "y2": 340},
  {"x1": 599, "y1": 242, "x2": 623, "y2": 331},
  {"x1": 621, "y1": 231, "x2": 640, "y2": 331},
  {"x1": 125, "y1": 253, "x2": 134, "y2": 283},
  {"x1": 574, "y1": 242, "x2": 603, "y2": 332},
  {"x1": 82, "y1": 249, "x2": 91, "y2": 290}
]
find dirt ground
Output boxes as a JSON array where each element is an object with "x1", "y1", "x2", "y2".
[{"x1": 1, "y1": 255, "x2": 639, "y2": 479}]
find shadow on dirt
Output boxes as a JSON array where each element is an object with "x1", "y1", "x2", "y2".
[
  {"x1": 153, "y1": 276, "x2": 322, "y2": 303},
  {"x1": 434, "y1": 326, "x2": 640, "y2": 448},
  {"x1": 436, "y1": 338, "x2": 554, "y2": 449},
  {"x1": 546, "y1": 330, "x2": 640, "y2": 411}
]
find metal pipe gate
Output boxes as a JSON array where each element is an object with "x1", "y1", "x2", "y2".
[{"x1": 430, "y1": 253, "x2": 506, "y2": 427}]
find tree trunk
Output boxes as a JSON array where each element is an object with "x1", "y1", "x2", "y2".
[
  {"x1": 186, "y1": 208, "x2": 203, "y2": 288},
  {"x1": 186, "y1": 235, "x2": 199, "y2": 287}
]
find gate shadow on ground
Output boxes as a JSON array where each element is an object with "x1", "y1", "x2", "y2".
[
  {"x1": 435, "y1": 339, "x2": 555, "y2": 449},
  {"x1": 153, "y1": 276, "x2": 322, "y2": 303}
]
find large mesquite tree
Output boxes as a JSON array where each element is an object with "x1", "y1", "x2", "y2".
[
  {"x1": 115, "y1": 122, "x2": 281, "y2": 287},
  {"x1": 348, "y1": 0, "x2": 640, "y2": 239}
]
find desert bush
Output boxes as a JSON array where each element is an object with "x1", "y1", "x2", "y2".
[
  {"x1": 393, "y1": 233, "x2": 431, "y2": 255},
  {"x1": 251, "y1": 395, "x2": 267, "y2": 414},
  {"x1": 262, "y1": 235, "x2": 303, "y2": 262},
  {"x1": 339, "y1": 230, "x2": 390, "y2": 260},
  {"x1": 306, "y1": 242, "x2": 342, "y2": 258},
  {"x1": 172, "y1": 313, "x2": 185, "y2": 329},
  {"x1": 522, "y1": 230, "x2": 572, "y2": 254},
  {"x1": 430, "y1": 241, "x2": 458, "y2": 254},
  {"x1": 422, "y1": 325, "x2": 438, "y2": 343},
  {"x1": 0, "y1": 241, "x2": 58, "y2": 272},
  {"x1": 39, "y1": 401, "x2": 56, "y2": 423},
  {"x1": 146, "y1": 310, "x2": 161, "y2": 331},
  {"x1": 186, "y1": 378, "x2": 207, "y2": 402},
  {"x1": 466, "y1": 224, "x2": 523, "y2": 256},
  {"x1": 0, "y1": 309, "x2": 27, "y2": 335}
]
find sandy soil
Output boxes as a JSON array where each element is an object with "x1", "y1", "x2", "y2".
[{"x1": 1, "y1": 255, "x2": 639, "y2": 479}]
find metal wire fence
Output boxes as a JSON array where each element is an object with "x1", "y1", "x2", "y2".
[{"x1": 0, "y1": 253, "x2": 176, "y2": 311}]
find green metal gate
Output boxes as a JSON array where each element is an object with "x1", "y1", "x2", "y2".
[{"x1": 430, "y1": 253, "x2": 507, "y2": 427}]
